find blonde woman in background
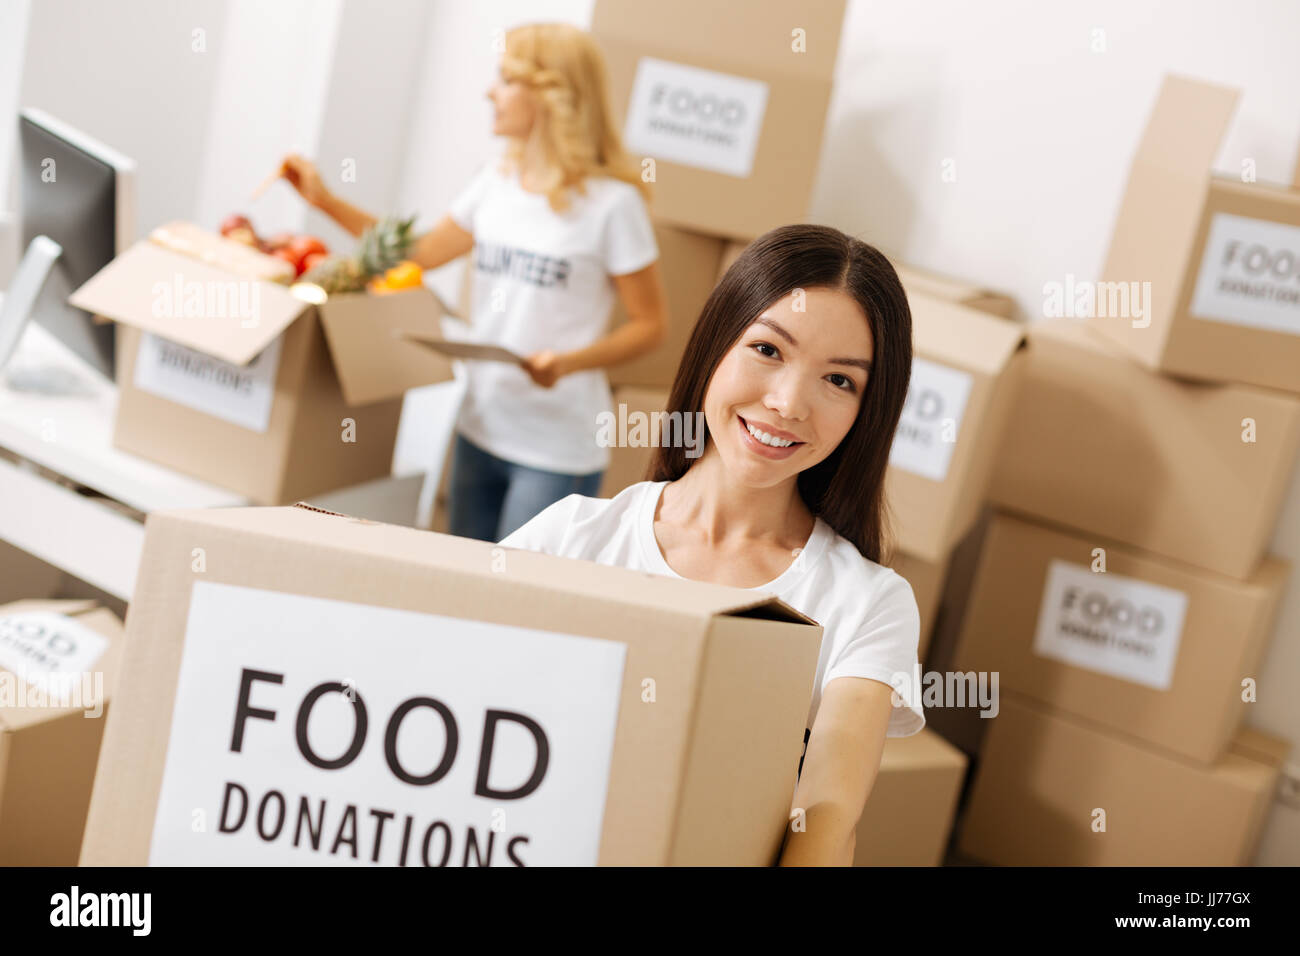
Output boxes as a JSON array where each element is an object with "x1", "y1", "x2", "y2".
[{"x1": 281, "y1": 23, "x2": 667, "y2": 541}]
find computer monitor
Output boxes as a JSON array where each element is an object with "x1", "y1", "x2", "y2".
[{"x1": 18, "y1": 108, "x2": 136, "y2": 379}]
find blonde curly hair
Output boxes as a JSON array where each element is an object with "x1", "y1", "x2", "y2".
[{"x1": 498, "y1": 23, "x2": 650, "y2": 213}]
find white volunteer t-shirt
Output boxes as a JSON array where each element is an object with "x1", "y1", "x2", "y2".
[
  {"x1": 499, "y1": 480, "x2": 926, "y2": 739},
  {"x1": 447, "y1": 161, "x2": 659, "y2": 474}
]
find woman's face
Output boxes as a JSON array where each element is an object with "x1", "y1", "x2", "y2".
[
  {"x1": 702, "y1": 286, "x2": 874, "y2": 489},
  {"x1": 488, "y1": 63, "x2": 538, "y2": 138}
]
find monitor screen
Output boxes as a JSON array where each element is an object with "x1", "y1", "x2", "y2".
[{"x1": 18, "y1": 113, "x2": 125, "y2": 377}]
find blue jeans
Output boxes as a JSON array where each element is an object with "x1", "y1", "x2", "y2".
[{"x1": 447, "y1": 431, "x2": 604, "y2": 542}]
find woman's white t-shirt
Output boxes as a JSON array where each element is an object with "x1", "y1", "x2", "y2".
[
  {"x1": 447, "y1": 162, "x2": 659, "y2": 475},
  {"x1": 498, "y1": 480, "x2": 926, "y2": 740}
]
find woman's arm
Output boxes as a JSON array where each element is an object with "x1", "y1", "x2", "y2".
[
  {"x1": 572, "y1": 262, "x2": 668, "y2": 372},
  {"x1": 778, "y1": 676, "x2": 896, "y2": 866},
  {"x1": 286, "y1": 154, "x2": 471, "y2": 266},
  {"x1": 313, "y1": 190, "x2": 378, "y2": 238},
  {"x1": 407, "y1": 214, "x2": 476, "y2": 271},
  {"x1": 524, "y1": 262, "x2": 668, "y2": 386}
]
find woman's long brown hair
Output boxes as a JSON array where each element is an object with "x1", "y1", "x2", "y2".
[{"x1": 647, "y1": 224, "x2": 913, "y2": 564}]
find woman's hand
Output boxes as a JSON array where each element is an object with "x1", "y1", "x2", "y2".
[
  {"x1": 279, "y1": 153, "x2": 330, "y2": 208},
  {"x1": 522, "y1": 350, "x2": 572, "y2": 388}
]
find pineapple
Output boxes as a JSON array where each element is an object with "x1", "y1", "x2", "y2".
[{"x1": 300, "y1": 215, "x2": 417, "y2": 295}]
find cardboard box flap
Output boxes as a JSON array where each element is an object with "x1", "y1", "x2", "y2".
[
  {"x1": 69, "y1": 241, "x2": 307, "y2": 365},
  {"x1": 592, "y1": 0, "x2": 846, "y2": 82},
  {"x1": 315, "y1": 288, "x2": 456, "y2": 405},
  {"x1": 717, "y1": 595, "x2": 818, "y2": 626},
  {"x1": 909, "y1": 292, "x2": 1025, "y2": 373},
  {"x1": 1132, "y1": 75, "x2": 1239, "y2": 184},
  {"x1": 162, "y1": 504, "x2": 823, "y2": 629},
  {"x1": 1229, "y1": 727, "x2": 1291, "y2": 769},
  {"x1": 0, "y1": 600, "x2": 122, "y2": 732}
]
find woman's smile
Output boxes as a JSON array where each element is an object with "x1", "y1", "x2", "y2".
[{"x1": 737, "y1": 414, "x2": 805, "y2": 460}]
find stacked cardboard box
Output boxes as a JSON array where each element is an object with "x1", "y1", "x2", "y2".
[
  {"x1": 70, "y1": 229, "x2": 455, "y2": 504},
  {"x1": 0, "y1": 599, "x2": 123, "y2": 865},
  {"x1": 884, "y1": 296, "x2": 1026, "y2": 657},
  {"x1": 590, "y1": 0, "x2": 850, "y2": 493},
  {"x1": 852, "y1": 728, "x2": 967, "y2": 866},
  {"x1": 591, "y1": 0, "x2": 847, "y2": 241},
  {"x1": 959, "y1": 692, "x2": 1287, "y2": 866},
  {"x1": 81, "y1": 503, "x2": 823, "y2": 866},
  {"x1": 949, "y1": 77, "x2": 1300, "y2": 866},
  {"x1": 1089, "y1": 76, "x2": 1300, "y2": 394}
]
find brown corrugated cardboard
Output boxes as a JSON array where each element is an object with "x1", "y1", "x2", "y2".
[
  {"x1": 1092, "y1": 75, "x2": 1300, "y2": 393},
  {"x1": 606, "y1": 224, "x2": 726, "y2": 389},
  {"x1": 884, "y1": 295, "x2": 1027, "y2": 563},
  {"x1": 952, "y1": 511, "x2": 1289, "y2": 764},
  {"x1": 70, "y1": 234, "x2": 455, "y2": 504},
  {"x1": 852, "y1": 728, "x2": 966, "y2": 866},
  {"x1": 0, "y1": 599, "x2": 123, "y2": 865},
  {"x1": 990, "y1": 319, "x2": 1300, "y2": 579},
  {"x1": 887, "y1": 549, "x2": 947, "y2": 661},
  {"x1": 0, "y1": 541, "x2": 63, "y2": 605},
  {"x1": 591, "y1": 0, "x2": 847, "y2": 240},
  {"x1": 958, "y1": 691, "x2": 1287, "y2": 866},
  {"x1": 80, "y1": 503, "x2": 823, "y2": 866},
  {"x1": 597, "y1": 386, "x2": 670, "y2": 498},
  {"x1": 892, "y1": 262, "x2": 1016, "y2": 319}
]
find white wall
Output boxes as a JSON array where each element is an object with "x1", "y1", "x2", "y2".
[{"x1": 15, "y1": 0, "x2": 229, "y2": 253}]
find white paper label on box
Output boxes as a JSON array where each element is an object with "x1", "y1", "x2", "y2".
[
  {"x1": 1032, "y1": 560, "x2": 1188, "y2": 691},
  {"x1": 888, "y1": 358, "x2": 972, "y2": 482},
  {"x1": 134, "y1": 331, "x2": 282, "y2": 432},
  {"x1": 0, "y1": 611, "x2": 108, "y2": 691},
  {"x1": 148, "y1": 582, "x2": 626, "y2": 867},
  {"x1": 1189, "y1": 213, "x2": 1300, "y2": 337},
  {"x1": 622, "y1": 57, "x2": 769, "y2": 178}
]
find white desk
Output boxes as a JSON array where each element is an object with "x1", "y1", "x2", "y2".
[{"x1": 0, "y1": 294, "x2": 437, "y2": 601}]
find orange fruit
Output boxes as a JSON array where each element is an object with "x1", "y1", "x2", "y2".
[{"x1": 383, "y1": 260, "x2": 423, "y2": 290}]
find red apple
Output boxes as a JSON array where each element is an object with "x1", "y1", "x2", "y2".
[{"x1": 288, "y1": 236, "x2": 329, "y2": 261}]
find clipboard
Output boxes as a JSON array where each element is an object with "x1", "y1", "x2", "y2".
[{"x1": 395, "y1": 330, "x2": 525, "y2": 366}]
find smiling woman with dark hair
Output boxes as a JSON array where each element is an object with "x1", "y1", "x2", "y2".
[{"x1": 501, "y1": 223, "x2": 921, "y2": 866}]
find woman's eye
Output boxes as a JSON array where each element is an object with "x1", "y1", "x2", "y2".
[
  {"x1": 828, "y1": 373, "x2": 856, "y2": 392},
  {"x1": 751, "y1": 341, "x2": 779, "y2": 359}
]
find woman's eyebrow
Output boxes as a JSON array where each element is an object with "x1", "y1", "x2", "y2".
[{"x1": 753, "y1": 317, "x2": 872, "y2": 371}]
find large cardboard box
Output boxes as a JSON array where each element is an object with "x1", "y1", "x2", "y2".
[
  {"x1": 0, "y1": 540, "x2": 63, "y2": 605},
  {"x1": 952, "y1": 512, "x2": 1289, "y2": 764},
  {"x1": 606, "y1": 224, "x2": 726, "y2": 389},
  {"x1": 886, "y1": 549, "x2": 946, "y2": 661},
  {"x1": 591, "y1": 0, "x2": 847, "y2": 240},
  {"x1": 884, "y1": 296, "x2": 1026, "y2": 563},
  {"x1": 892, "y1": 262, "x2": 1016, "y2": 319},
  {"x1": 958, "y1": 692, "x2": 1287, "y2": 866},
  {"x1": 70, "y1": 234, "x2": 456, "y2": 503},
  {"x1": 990, "y1": 319, "x2": 1300, "y2": 579},
  {"x1": 852, "y1": 728, "x2": 966, "y2": 866},
  {"x1": 81, "y1": 503, "x2": 823, "y2": 866},
  {"x1": 1092, "y1": 75, "x2": 1300, "y2": 393},
  {"x1": 0, "y1": 599, "x2": 122, "y2": 865},
  {"x1": 597, "y1": 386, "x2": 671, "y2": 499}
]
